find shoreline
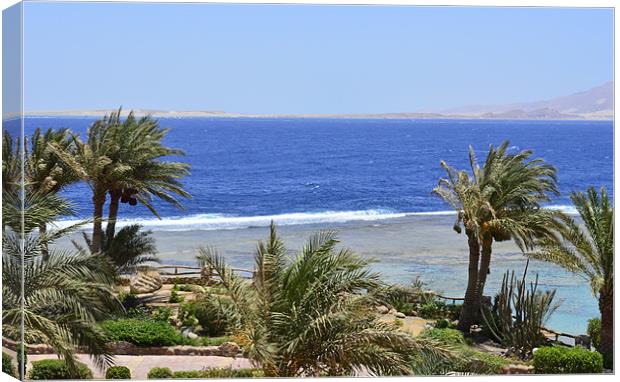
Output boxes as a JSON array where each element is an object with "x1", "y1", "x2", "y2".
[{"x1": 51, "y1": 213, "x2": 598, "y2": 335}]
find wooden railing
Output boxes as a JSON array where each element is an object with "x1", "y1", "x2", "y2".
[{"x1": 153, "y1": 264, "x2": 255, "y2": 279}]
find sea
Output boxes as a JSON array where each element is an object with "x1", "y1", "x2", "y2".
[{"x1": 12, "y1": 116, "x2": 615, "y2": 335}]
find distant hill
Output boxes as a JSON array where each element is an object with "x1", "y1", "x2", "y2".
[
  {"x1": 19, "y1": 82, "x2": 613, "y2": 121},
  {"x1": 442, "y1": 81, "x2": 613, "y2": 118}
]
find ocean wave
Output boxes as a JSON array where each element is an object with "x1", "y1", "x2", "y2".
[{"x1": 52, "y1": 205, "x2": 579, "y2": 232}]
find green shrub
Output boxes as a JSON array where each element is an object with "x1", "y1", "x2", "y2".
[
  {"x1": 177, "y1": 284, "x2": 193, "y2": 292},
  {"x1": 147, "y1": 367, "x2": 173, "y2": 379},
  {"x1": 2, "y1": 352, "x2": 15, "y2": 377},
  {"x1": 171, "y1": 368, "x2": 264, "y2": 378},
  {"x1": 587, "y1": 318, "x2": 601, "y2": 350},
  {"x1": 420, "y1": 328, "x2": 466, "y2": 346},
  {"x1": 106, "y1": 366, "x2": 131, "y2": 379},
  {"x1": 29, "y1": 359, "x2": 93, "y2": 380},
  {"x1": 533, "y1": 346, "x2": 603, "y2": 374},
  {"x1": 416, "y1": 329, "x2": 509, "y2": 375},
  {"x1": 169, "y1": 289, "x2": 184, "y2": 303},
  {"x1": 101, "y1": 318, "x2": 182, "y2": 346},
  {"x1": 435, "y1": 319, "x2": 449, "y2": 329},
  {"x1": 151, "y1": 307, "x2": 173, "y2": 322},
  {"x1": 188, "y1": 295, "x2": 234, "y2": 336}
]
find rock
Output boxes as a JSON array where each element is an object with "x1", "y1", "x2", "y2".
[
  {"x1": 451, "y1": 320, "x2": 459, "y2": 327},
  {"x1": 219, "y1": 342, "x2": 241, "y2": 357},
  {"x1": 388, "y1": 308, "x2": 397, "y2": 315},
  {"x1": 395, "y1": 312, "x2": 406, "y2": 319},
  {"x1": 409, "y1": 311, "x2": 418, "y2": 317},
  {"x1": 112, "y1": 341, "x2": 136, "y2": 355},
  {"x1": 129, "y1": 271, "x2": 162, "y2": 294},
  {"x1": 376, "y1": 305, "x2": 389, "y2": 314},
  {"x1": 181, "y1": 328, "x2": 199, "y2": 339}
]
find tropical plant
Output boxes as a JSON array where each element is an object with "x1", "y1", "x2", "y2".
[
  {"x1": 481, "y1": 261, "x2": 559, "y2": 359},
  {"x1": 527, "y1": 186, "x2": 613, "y2": 368},
  {"x1": 24, "y1": 128, "x2": 79, "y2": 258},
  {"x1": 74, "y1": 224, "x2": 159, "y2": 273},
  {"x1": 197, "y1": 222, "x2": 451, "y2": 377},
  {"x1": 2, "y1": 189, "x2": 123, "y2": 376},
  {"x1": 2, "y1": 130, "x2": 21, "y2": 198},
  {"x1": 433, "y1": 141, "x2": 561, "y2": 332},
  {"x1": 49, "y1": 108, "x2": 190, "y2": 253}
]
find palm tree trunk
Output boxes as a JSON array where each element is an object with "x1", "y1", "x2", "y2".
[
  {"x1": 475, "y1": 235, "x2": 493, "y2": 303},
  {"x1": 91, "y1": 186, "x2": 107, "y2": 253},
  {"x1": 458, "y1": 229, "x2": 481, "y2": 332},
  {"x1": 599, "y1": 288, "x2": 613, "y2": 369},
  {"x1": 106, "y1": 189, "x2": 122, "y2": 244},
  {"x1": 39, "y1": 223, "x2": 49, "y2": 261}
]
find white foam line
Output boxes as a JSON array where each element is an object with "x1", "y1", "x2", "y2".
[{"x1": 52, "y1": 205, "x2": 579, "y2": 232}]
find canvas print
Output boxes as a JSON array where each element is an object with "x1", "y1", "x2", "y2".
[{"x1": 1, "y1": 1, "x2": 615, "y2": 379}]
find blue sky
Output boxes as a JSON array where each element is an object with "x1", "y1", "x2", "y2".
[{"x1": 22, "y1": 2, "x2": 613, "y2": 114}]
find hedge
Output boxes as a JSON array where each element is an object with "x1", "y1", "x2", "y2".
[
  {"x1": 29, "y1": 359, "x2": 93, "y2": 380},
  {"x1": 101, "y1": 318, "x2": 182, "y2": 346},
  {"x1": 533, "y1": 346, "x2": 604, "y2": 374},
  {"x1": 147, "y1": 367, "x2": 264, "y2": 379},
  {"x1": 106, "y1": 366, "x2": 131, "y2": 379},
  {"x1": 147, "y1": 367, "x2": 173, "y2": 379}
]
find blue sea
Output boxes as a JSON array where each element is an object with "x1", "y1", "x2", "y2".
[
  {"x1": 19, "y1": 117, "x2": 613, "y2": 224},
  {"x1": 13, "y1": 116, "x2": 615, "y2": 335}
]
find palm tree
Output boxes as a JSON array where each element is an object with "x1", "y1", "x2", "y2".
[
  {"x1": 50, "y1": 108, "x2": 190, "y2": 253},
  {"x1": 2, "y1": 131, "x2": 21, "y2": 198},
  {"x1": 527, "y1": 187, "x2": 613, "y2": 368},
  {"x1": 433, "y1": 141, "x2": 560, "y2": 332},
  {"x1": 197, "y1": 222, "x2": 450, "y2": 377},
  {"x1": 100, "y1": 112, "x2": 190, "y2": 243},
  {"x1": 24, "y1": 128, "x2": 79, "y2": 259},
  {"x1": 2, "y1": 188, "x2": 123, "y2": 377}
]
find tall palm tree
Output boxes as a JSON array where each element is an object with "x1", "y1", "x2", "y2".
[
  {"x1": 24, "y1": 128, "x2": 79, "y2": 259},
  {"x1": 433, "y1": 141, "x2": 560, "y2": 332},
  {"x1": 50, "y1": 108, "x2": 190, "y2": 253},
  {"x1": 2, "y1": 188, "x2": 123, "y2": 377},
  {"x1": 527, "y1": 187, "x2": 613, "y2": 368},
  {"x1": 100, "y1": 112, "x2": 190, "y2": 243},
  {"x1": 197, "y1": 223, "x2": 451, "y2": 377}
]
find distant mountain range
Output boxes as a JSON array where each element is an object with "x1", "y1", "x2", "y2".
[
  {"x1": 439, "y1": 81, "x2": 613, "y2": 119},
  {"x1": 19, "y1": 81, "x2": 613, "y2": 121}
]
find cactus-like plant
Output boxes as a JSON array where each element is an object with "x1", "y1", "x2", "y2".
[{"x1": 481, "y1": 260, "x2": 559, "y2": 359}]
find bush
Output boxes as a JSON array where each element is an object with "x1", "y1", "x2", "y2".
[
  {"x1": 147, "y1": 367, "x2": 173, "y2": 379},
  {"x1": 533, "y1": 346, "x2": 604, "y2": 374},
  {"x1": 29, "y1": 359, "x2": 93, "y2": 380},
  {"x1": 2, "y1": 352, "x2": 15, "y2": 377},
  {"x1": 101, "y1": 318, "x2": 182, "y2": 346},
  {"x1": 435, "y1": 319, "x2": 449, "y2": 329},
  {"x1": 168, "y1": 289, "x2": 184, "y2": 303},
  {"x1": 106, "y1": 366, "x2": 131, "y2": 379},
  {"x1": 587, "y1": 318, "x2": 601, "y2": 350},
  {"x1": 417, "y1": 329, "x2": 509, "y2": 375},
  {"x1": 171, "y1": 368, "x2": 264, "y2": 378},
  {"x1": 185, "y1": 295, "x2": 234, "y2": 336}
]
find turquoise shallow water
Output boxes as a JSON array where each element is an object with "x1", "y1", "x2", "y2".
[{"x1": 54, "y1": 214, "x2": 600, "y2": 335}]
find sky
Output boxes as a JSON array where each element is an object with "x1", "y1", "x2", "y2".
[{"x1": 19, "y1": 2, "x2": 614, "y2": 114}]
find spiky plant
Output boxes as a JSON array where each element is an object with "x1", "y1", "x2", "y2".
[
  {"x1": 2, "y1": 130, "x2": 21, "y2": 198},
  {"x1": 481, "y1": 261, "x2": 559, "y2": 359},
  {"x1": 433, "y1": 141, "x2": 561, "y2": 332},
  {"x1": 1, "y1": 188, "x2": 123, "y2": 377},
  {"x1": 528, "y1": 187, "x2": 613, "y2": 368},
  {"x1": 197, "y1": 222, "x2": 451, "y2": 377},
  {"x1": 74, "y1": 224, "x2": 160, "y2": 274}
]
